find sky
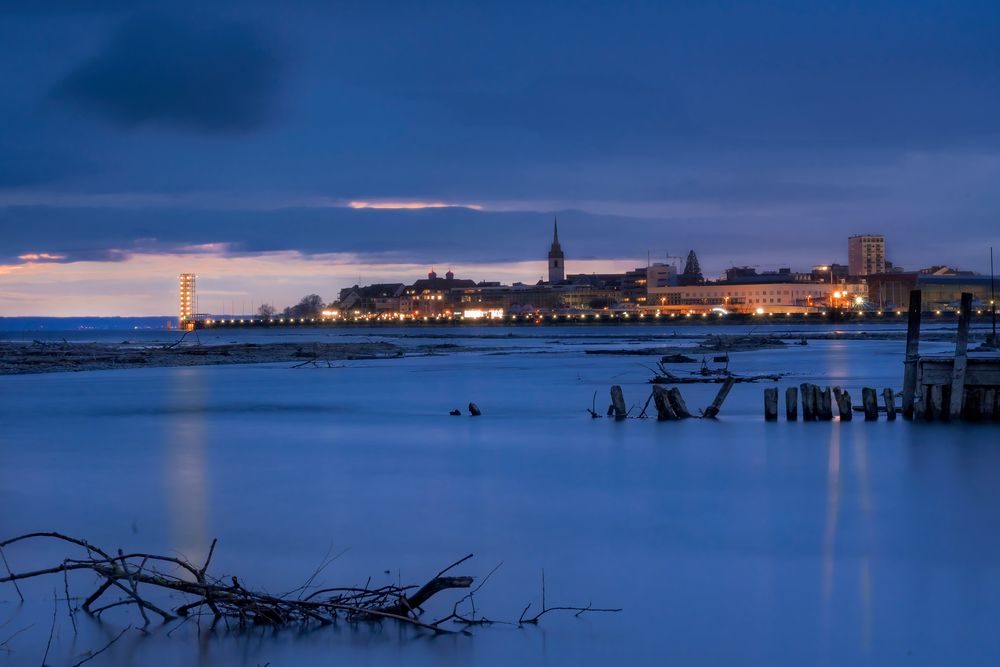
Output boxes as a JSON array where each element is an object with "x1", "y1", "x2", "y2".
[{"x1": 1, "y1": 0, "x2": 999, "y2": 316}]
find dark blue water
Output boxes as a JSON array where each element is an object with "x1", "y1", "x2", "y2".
[{"x1": 1, "y1": 329, "x2": 998, "y2": 666}]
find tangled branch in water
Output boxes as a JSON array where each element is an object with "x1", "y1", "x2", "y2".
[{"x1": 0, "y1": 532, "x2": 620, "y2": 636}]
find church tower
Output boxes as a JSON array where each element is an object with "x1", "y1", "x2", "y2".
[{"x1": 547, "y1": 218, "x2": 565, "y2": 283}]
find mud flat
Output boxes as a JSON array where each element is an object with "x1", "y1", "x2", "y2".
[{"x1": 0, "y1": 340, "x2": 413, "y2": 375}]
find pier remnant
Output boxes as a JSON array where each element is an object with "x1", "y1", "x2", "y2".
[
  {"x1": 666, "y1": 388, "x2": 692, "y2": 419},
  {"x1": 702, "y1": 377, "x2": 736, "y2": 419},
  {"x1": 652, "y1": 386, "x2": 679, "y2": 420},
  {"x1": 833, "y1": 387, "x2": 852, "y2": 421},
  {"x1": 902, "y1": 289, "x2": 922, "y2": 418},
  {"x1": 610, "y1": 385, "x2": 627, "y2": 420},
  {"x1": 948, "y1": 292, "x2": 973, "y2": 420},
  {"x1": 800, "y1": 383, "x2": 816, "y2": 420},
  {"x1": 785, "y1": 387, "x2": 798, "y2": 421},
  {"x1": 764, "y1": 388, "x2": 778, "y2": 421},
  {"x1": 862, "y1": 387, "x2": 879, "y2": 421},
  {"x1": 818, "y1": 387, "x2": 834, "y2": 421},
  {"x1": 883, "y1": 388, "x2": 896, "y2": 420}
]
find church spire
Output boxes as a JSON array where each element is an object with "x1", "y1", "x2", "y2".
[{"x1": 547, "y1": 216, "x2": 565, "y2": 283}]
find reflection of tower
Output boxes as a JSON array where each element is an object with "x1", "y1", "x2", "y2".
[
  {"x1": 179, "y1": 274, "x2": 196, "y2": 324},
  {"x1": 547, "y1": 218, "x2": 565, "y2": 283}
]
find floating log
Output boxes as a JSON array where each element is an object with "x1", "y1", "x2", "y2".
[
  {"x1": 833, "y1": 387, "x2": 852, "y2": 421},
  {"x1": 948, "y1": 292, "x2": 973, "y2": 420},
  {"x1": 702, "y1": 377, "x2": 736, "y2": 419},
  {"x1": 818, "y1": 387, "x2": 834, "y2": 421},
  {"x1": 764, "y1": 387, "x2": 778, "y2": 421},
  {"x1": 652, "y1": 385, "x2": 678, "y2": 420},
  {"x1": 610, "y1": 385, "x2": 627, "y2": 420},
  {"x1": 901, "y1": 289, "x2": 922, "y2": 419},
  {"x1": 785, "y1": 386, "x2": 798, "y2": 421},
  {"x1": 862, "y1": 387, "x2": 879, "y2": 421},
  {"x1": 468, "y1": 402, "x2": 481, "y2": 417},
  {"x1": 883, "y1": 388, "x2": 896, "y2": 421}
]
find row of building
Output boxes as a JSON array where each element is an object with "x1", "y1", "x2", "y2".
[
  {"x1": 178, "y1": 227, "x2": 996, "y2": 324},
  {"x1": 329, "y1": 227, "x2": 994, "y2": 320}
]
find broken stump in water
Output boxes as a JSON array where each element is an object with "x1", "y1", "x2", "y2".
[
  {"x1": 785, "y1": 386, "x2": 798, "y2": 421},
  {"x1": 468, "y1": 402, "x2": 481, "y2": 416},
  {"x1": 449, "y1": 409, "x2": 461, "y2": 416},
  {"x1": 610, "y1": 385, "x2": 627, "y2": 420},
  {"x1": 884, "y1": 388, "x2": 896, "y2": 421},
  {"x1": 862, "y1": 387, "x2": 879, "y2": 421},
  {"x1": 702, "y1": 377, "x2": 736, "y2": 419},
  {"x1": 764, "y1": 387, "x2": 778, "y2": 421},
  {"x1": 833, "y1": 387, "x2": 852, "y2": 421},
  {"x1": 652, "y1": 385, "x2": 678, "y2": 420},
  {"x1": 666, "y1": 387, "x2": 692, "y2": 418}
]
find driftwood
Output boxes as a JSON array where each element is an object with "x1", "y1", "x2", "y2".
[{"x1": 0, "y1": 533, "x2": 618, "y2": 635}]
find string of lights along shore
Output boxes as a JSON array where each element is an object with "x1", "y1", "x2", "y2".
[{"x1": 178, "y1": 225, "x2": 997, "y2": 328}]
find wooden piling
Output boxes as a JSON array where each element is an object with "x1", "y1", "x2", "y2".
[
  {"x1": 468, "y1": 402, "x2": 482, "y2": 416},
  {"x1": 948, "y1": 292, "x2": 973, "y2": 420},
  {"x1": 901, "y1": 289, "x2": 922, "y2": 419},
  {"x1": 862, "y1": 387, "x2": 878, "y2": 421},
  {"x1": 666, "y1": 387, "x2": 692, "y2": 419},
  {"x1": 785, "y1": 386, "x2": 798, "y2": 421},
  {"x1": 818, "y1": 387, "x2": 834, "y2": 421},
  {"x1": 652, "y1": 385, "x2": 678, "y2": 421},
  {"x1": 833, "y1": 387, "x2": 852, "y2": 421},
  {"x1": 610, "y1": 385, "x2": 627, "y2": 420},
  {"x1": 984, "y1": 388, "x2": 997, "y2": 421},
  {"x1": 702, "y1": 377, "x2": 736, "y2": 419},
  {"x1": 764, "y1": 387, "x2": 779, "y2": 421},
  {"x1": 800, "y1": 383, "x2": 816, "y2": 421},
  {"x1": 883, "y1": 388, "x2": 896, "y2": 421}
]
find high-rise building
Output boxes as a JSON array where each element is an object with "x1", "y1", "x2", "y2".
[
  {"x1": 179, "y1": 273, "x2": 196, "y2": 323},
  {"x1": 547, "y1": 218, "x2": 565, "y2": 283},
  {"x1": 848, "y1": 235, "x2": 886, "y2": 276}
]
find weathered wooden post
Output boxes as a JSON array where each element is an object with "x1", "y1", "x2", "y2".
[
  {"x1": 833, "y1": 387, "x2": 852, "y2": 421},
  {"x1": 800, "y1": 383, "x2": 816, "y2": 421},
  {"x1": 666, "y1": 387, "x2": 692, "y2": 419},
  {"x1": 785, "y1": 386, "x2": 798, "y2": 421},
  {"x1": 948, "y1": 292, "x2": 973, "y2": 420},
  {"x1": 702, "y1": 377, "x2": 736, "y2": 419},
  {"x1": 652, "y1": 385, "x2": 678, "y2": 420},
  {"x1": 901, "y1": 289, "x2": 922, "y2": 419},
  {"x1": 610, "y1": 385, "x2": 627, "y2": 420},
  {"x1": 818, "y1": 387, "x2": 834, "y2": 421},
  {"x1": 468, "y1": 402, "x2": 482, "y2": 416},
  {"x1": 862, "y1": 387, "x2": 879, "y2": 421},
  {"x1": 883, "y1": 388, "x2": 896, "y2": 421},
  {"x1": 764, "y1": 387, "x2": 778, "y2": 421}
]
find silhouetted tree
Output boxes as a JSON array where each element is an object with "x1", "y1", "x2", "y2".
[
  {"x1": 283, "y1": 294, "x2": 325, "y2": 318},
  {"x1": 257, "y1": 303, "x2": 276, "y2": 318},
  {"x1": 679, "y1": 250, "x2": 704, "y2": 286}
]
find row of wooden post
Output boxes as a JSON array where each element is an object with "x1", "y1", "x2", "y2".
[{"x1": 764, "y1": 384, "x2": 896, "y2": 422}]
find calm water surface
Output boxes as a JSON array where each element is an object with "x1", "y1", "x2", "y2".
[{"x1": 1, "y1": 326, "x2": 998, "y2": 666}]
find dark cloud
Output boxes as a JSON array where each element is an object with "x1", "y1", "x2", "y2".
[{"x1": 51, "y1": 13, "x2": 284, "y2": 133}]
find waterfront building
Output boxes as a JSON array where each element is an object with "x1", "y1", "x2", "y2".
[
  {"x1": 848, "y1": 235, "x2": 886, "y2": 276},
  {"x1": 548, "y1": 219, "x2": 565, "y2": 284},
  {"x1": 399, "y1": 269, "x2": 476, "y2": 316},
  {"x1": 866, "y1": 267, "x2": 991, "y2": 311},
  {"x1": 647, "y1": 280, "x2": 868, "y2": 314},
  {"x1": 178, "y1": 273, "x2": 195, "y2": 325}
]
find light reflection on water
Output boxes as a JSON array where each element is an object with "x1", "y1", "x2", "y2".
[{"x1": 0, "y1": 332, "x2": 999, "y2": 666}]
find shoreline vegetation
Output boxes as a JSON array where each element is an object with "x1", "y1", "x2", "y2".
[{"x1": 1, "y1": 328, "x2": 992, "y2": 376}]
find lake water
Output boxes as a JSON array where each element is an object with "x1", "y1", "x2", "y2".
[{"x1": 1, "y1": 325, "x2": 999, "y2": 666}]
